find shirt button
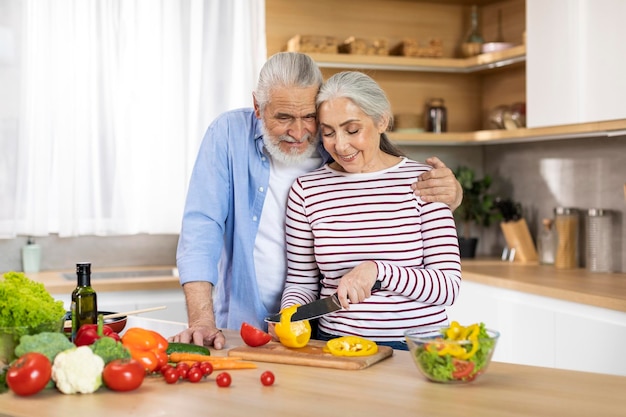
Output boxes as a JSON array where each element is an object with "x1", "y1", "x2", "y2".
[
  {"x1": 261, "y1": 156, "x2": 266, "y2": 162},
  {"x1": 259, "y1": 186, "x2": 264, "y2": 193},
  {"x1": 252, "y1": 216, "x2": 258, "y2": 221}
]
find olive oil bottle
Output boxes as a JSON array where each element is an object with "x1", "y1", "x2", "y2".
[{"x1": 70, "y1": 262, "x2": 98, "y2": 341}]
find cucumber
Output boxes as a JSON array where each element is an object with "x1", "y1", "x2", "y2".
[{"x1": 166, "y1": 342, "x2": 211, "y2": 356}]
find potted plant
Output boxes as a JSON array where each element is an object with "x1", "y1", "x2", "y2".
[{"x1": 453, "y1": 166, "x2": 501, "y2": 258}]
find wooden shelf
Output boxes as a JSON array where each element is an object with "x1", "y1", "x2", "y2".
[
  {"x1": 307, "y1": 45, "x2": 526, "y2": 74},
  {"x1": 389, "y1": 119, "x2": 626, "y2": 146}
]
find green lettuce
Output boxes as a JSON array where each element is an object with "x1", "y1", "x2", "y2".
[{"x1": 0, "y1": 271, "x2": 66, "y2": 333}]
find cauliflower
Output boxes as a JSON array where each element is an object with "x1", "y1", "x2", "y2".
[{"x1": 52, "y1": 346, "x2": 104, "y2": 394}]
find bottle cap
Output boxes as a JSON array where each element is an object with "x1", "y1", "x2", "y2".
[{"x1": 76, "y1": 262, "x2": 91, "y2": 274}]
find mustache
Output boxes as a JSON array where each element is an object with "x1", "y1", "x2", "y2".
[{"x1": 279, "y1": 132, "x2": 313, "y2": 144}]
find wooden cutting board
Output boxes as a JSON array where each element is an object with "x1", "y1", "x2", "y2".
[{"x1": 228, "y1": 340, "x2": 393, "y2": 370}]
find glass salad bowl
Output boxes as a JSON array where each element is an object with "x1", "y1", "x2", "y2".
[{"x1": 404, "y1": 322, "x2": 499, "y2": 383}]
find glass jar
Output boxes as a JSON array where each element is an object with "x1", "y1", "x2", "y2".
[
  {"x1": 425, "y1": 98, "x2": 447, "y2": 133},
  {"x1": 537, "y1": 218, "x2": 556, "y2": 265},
  {"x1": 554, "y1": 207, "x2": 579, "y2": 269},
  {"x1": 585, "y1": 209, "x2": 613, "y2": 272}
]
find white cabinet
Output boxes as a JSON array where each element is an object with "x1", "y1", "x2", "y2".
[
  {"x1": 53, "y1": 289, "x2": 187, "y2": 324},
  {"x1": 447, "y1": 280, "x2": 626, "y2": 376},
  {"x1": 527, "y1": 0, "x2": 626, "y2": 127}
]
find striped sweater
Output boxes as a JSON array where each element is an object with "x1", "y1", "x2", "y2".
[{"x1": 281, "y1": 157, "x2": 462, "y2": 342}]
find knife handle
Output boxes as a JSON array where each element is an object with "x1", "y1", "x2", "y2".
[{"x1": 372, "y1": 280, "x2": 382, "y2": 291}]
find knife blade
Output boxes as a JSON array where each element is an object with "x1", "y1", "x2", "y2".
[{"x1": 264, "y1": 280, "x2": 382, "y2": 323}]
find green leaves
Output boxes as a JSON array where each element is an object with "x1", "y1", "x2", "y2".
[{"x1": 453, "y1": 166, "x2": 501, "y2": 238}]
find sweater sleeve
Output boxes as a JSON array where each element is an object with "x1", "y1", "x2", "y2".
[
  {"x1": 281, "y1": 178, "x2": 321, "y2": 309},
  {"x1": 373, "y1": 201, "x2": 462, "y2": 306}
]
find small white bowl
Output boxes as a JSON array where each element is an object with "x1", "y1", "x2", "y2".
[{"x1": 481, "y1": 42, "x2": 514, "y2": 54}]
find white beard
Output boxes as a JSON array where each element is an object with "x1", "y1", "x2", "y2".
[{"x1": 261, "y1": 125, "x2": 318, "y2": 165}]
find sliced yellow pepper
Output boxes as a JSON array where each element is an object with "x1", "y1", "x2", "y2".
[
  {"x1": 324, "y1": 336, "x2": 378, "y2": 357},
  {"x1": 445, "y1": 321, "x2": 464, "y2": 340},
  {"x1": 428, "y1": 322, "x2": 481, "y2": 360},
  {"x1": 274, "y1": 305, "x2": 311, "y2": 348}
]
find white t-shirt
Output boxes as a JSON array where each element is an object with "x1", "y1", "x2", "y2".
[{"x1": 254, "y1": 154, "x2": 322, "y2": 314}]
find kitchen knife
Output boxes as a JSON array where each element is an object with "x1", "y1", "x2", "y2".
[{"x1": 265, "y1": 280, "x2": 382, "y2": 323}]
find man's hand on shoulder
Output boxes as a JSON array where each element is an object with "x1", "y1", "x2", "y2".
[{"x1": 411, "y1": 156, "x2": 463, "y2": 211}]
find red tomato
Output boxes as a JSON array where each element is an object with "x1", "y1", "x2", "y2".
[
  {"x1": 199, "y1": 361, "x2": 213, "y2": 376},
  {"x1": 187, "y1": 367, "x2": 203, "y2": 383},
  {"x1": 176, "y1": 362, "x2": 190, "y2": 379},
  {"x1": 240, "y1": 322, "x2": 272, "y2": 347},
  {"x1": 102, "y1": 358, "x2": 146, "y2": 392},
  {"x1": 163, "y1": 368, "x2": 180, "y2": 384},
  {"x1": 160, "y1": 364, "x2": 173, "y2": 375},
  {"x1": 451, "y1": 359, "x2": 475, "y2": 380},
  {"x1": 260, "y1": 371, "x2": 275, "y2": 386},
  {"x1": 6, "y1": 352, "x2": 51, "y2": 396},
  {"x1": 216, "y1": 372, "x2": 232, "y2": 388}
]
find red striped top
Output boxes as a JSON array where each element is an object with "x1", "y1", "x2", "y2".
[{"x1": 281, "y1": 158, "x2": 462, "y2": 342}]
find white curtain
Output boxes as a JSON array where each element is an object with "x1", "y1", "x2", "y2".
[{"x1": 1, "y1": 0, "x2": 266, "y2": 238}]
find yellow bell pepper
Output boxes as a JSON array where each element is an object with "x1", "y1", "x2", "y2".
[
  {"x1": 324, "y1": 336, "x2": 378, "y2": 357},
  {"x1": 428, "y1": 322, "x2": 481, "y2": 360},
  {"x1": 274, "y1": 305, "x2": 311, "y2": 348},
  {"x1": 458, "y1": 324, "x2": 480, "y2": 359}
]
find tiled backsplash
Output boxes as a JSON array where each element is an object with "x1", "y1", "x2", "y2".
[
  {"x1": 404, "y1": 134, "x2": 625, "y2": 273},
  {"x1": 1, "y1": 134, "x2": 624, "y2": 274},
  {"x1": 0, "y1": 234, "x2": 178, "y2": 272}
]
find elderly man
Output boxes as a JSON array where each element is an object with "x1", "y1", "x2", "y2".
[{"x1": 172, "y1": 52, "x2": 462, "y2": 349}]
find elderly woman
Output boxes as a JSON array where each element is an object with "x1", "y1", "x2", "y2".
[{"x1": 280, "y1": 71, "x2": 462, "y2": 350}]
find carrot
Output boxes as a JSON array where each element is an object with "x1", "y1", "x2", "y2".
[
  {"x1": 168, "y1": 352, "x2": 257, "y2": 369},
  {"x1": 169, "y1": 352, "x2": 244, "y2": 363},
  {"x1": 174, "y1": 360, "x2": 257, "y2": 370}
]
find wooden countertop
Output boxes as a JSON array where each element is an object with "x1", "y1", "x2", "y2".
[
  {"x1": 461, "y1": 259, "x2": 626, "y2": 313},
  {"x1": 26, "y1": 265, "x2": 181, "y2": 294},
  {"x1": 28, "y1": 261, "x2": 626, "y2": 313},
  {"x1": 1, "y1": 329, "x2": 625, "y2": 417}
]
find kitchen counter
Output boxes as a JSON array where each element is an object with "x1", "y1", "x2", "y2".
[
  {"x1": 461, "y1": 259, "x2": 626, "y2": 313},
  {"x1": 1, "y1": 328, "x2": 625, "y2": 417},
  {"x1": 26, "y1": 265, "x2": 181, "y2": 294}
]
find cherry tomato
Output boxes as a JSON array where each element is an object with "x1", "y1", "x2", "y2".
[
  {"x1": 187, "y1": 367, "x2": 203, "y2": 383},
  {"x1": 160, "y1": 364, "x2": 173, "y2": 375},
  {"x1": 102, "y1": 358, "x2": 146, "y2": 392},
  {"x1": 240, "y1": 322, "x2": 272, "y2": 347},
  {"x1": 176, "y1": 362, "x2": 190, "y2": 379},
  {"x1": 199, "y1": 361, "x2": 213, "y2": 376},
  {"x1": 215, "y1": 372, "x2": 232, "y2": 388},
  {"x1": 260, "y1": 371, "x2": 275, "y2": 386},
  {"x1": 451, "y1": 359, "x2": 475, "y2": 380},
  {"x1": 163, "y1": 367, "x2": 180, "y2": 384},
  {"x1": 6, "y1": 352, "x2": 51, "y2": 396}
]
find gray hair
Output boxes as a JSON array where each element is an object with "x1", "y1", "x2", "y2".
[
  {"x1": 317, "y1": 71, "x2": 404, "y2": 157},
  {"x1": 254, "y1": 52, "x2": 323, "y2": 112}
]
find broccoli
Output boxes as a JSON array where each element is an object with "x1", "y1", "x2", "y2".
[
  {"x1": 90, "y1": 337, "x2": 131, "y2": 365},
  {"x1": 14, "y1": 332, "x2": 74, "y2": 362}
]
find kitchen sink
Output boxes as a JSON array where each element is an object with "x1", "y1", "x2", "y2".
[{"x1": 61, "y1": 268, "x2": 177, "y2": 280}]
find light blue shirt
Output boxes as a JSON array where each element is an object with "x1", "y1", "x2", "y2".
[{"x1": 176, "y1": 108, "x2": 330, "y2": 331}]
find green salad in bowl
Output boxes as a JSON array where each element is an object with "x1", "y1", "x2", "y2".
[
  {"x1": 404, "y1": 322, "x2": 499, "y2": 383},
  {"x1": 0, "y1": 271, "x2": 66, "y2": 366}
]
